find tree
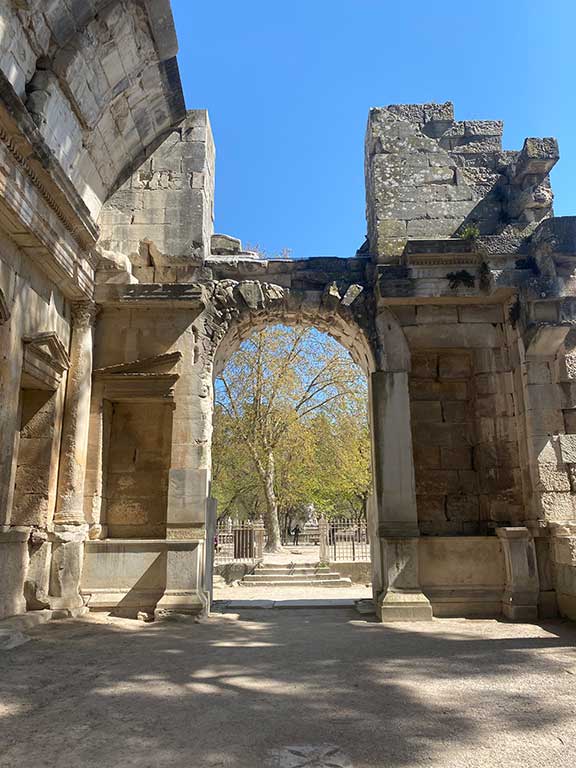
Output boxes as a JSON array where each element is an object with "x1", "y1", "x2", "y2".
[{"x1": 214, "y1": 325, "x2": 370, "y2": 551}]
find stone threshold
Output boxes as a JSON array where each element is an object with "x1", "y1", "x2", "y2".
[{"x1": 212, "y1": 598, "x2": 375, "y2": 612}]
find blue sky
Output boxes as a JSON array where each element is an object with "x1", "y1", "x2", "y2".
[{"x1": 172, "y1": 1, "x2": 575, "y2": 260}]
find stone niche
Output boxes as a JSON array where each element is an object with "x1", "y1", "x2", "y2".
[
  {"x1": 105, "y1": 402, "x2": 173, "y2": 539},
  {"x1": 402, "y1": 305, "x2": 524, "y2": 535},
  {"x1": 11, "y1": 333, "x2": 69, "y2": 528}
]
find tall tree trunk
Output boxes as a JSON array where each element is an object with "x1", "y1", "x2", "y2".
[{"x1": 263, "y1": 450, "x2": 282, "y2": 552}]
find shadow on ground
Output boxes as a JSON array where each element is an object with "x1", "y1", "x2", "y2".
[{"x1": 0, "y1": 609, "x2": 575, "y2": 767}]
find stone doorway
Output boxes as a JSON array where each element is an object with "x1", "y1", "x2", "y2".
[{"x1": 208, "y1": 321, "x2": 375, "y2": 610}]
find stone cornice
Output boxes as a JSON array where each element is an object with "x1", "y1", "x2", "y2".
[{"x1": 0, "y1": 72, "x2": 99, "y2": 251}]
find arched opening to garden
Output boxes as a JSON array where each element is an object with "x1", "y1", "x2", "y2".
[{"x1": 210, "y1": 323, "x2": 374, "y2": 603}]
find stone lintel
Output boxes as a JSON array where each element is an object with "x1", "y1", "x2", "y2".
[
  {"x1": 94, "y1": 283, "x2": 206, "y2": 309},
  {"x1": 96, "y1": 374, "x2": 179, "y2": 403}
]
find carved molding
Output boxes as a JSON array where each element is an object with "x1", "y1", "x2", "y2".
[
  {"x1": 22, "y1": 332, "x2": 71, "y2": 390},
  {"x1": 94, "y1": 352, "x2": 181, "y2": 403},
  {"x1": 0, "y1": 121, "x2": 94, "y2": 250},
  {"x1": 97, "y1": 374, "x2": 178, "y2": 403}
]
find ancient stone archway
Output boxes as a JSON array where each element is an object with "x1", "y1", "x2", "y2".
[
  {"x1": 0, "y1": 0, "x2": 574, "y2": 625},
  {"x1": 195, "y1": 276, "x2": 431, "y2": 618}
]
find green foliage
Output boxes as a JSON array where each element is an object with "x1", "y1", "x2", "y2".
[
  {"x1": 213, "y1": 326, "x2": 372, "y2": 537},
  {"x1": 458, "y1": 223, "x2": 480, "y2": 241}
]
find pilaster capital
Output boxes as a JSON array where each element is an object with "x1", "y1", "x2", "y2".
[{"x1": 71, "y1": 301, "x2": 99, "y2": 330}]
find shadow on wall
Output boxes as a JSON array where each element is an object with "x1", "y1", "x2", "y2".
[{"x1": 0, "y1": 611, "x2": 574, "y2": 767}]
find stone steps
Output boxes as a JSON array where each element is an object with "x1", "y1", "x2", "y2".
[
  {"x1": 239, "y1": 578, "x2": 352, "y2": 588},
  {"x1": 239, "y1": 562, "x2": 352, "y2": 588},
  {"x1": 253, "y1": 567, "x2": 332, "y2": 576},
  {"x1": 243, "y1": 574, "x2": 342, "y2": 583}
]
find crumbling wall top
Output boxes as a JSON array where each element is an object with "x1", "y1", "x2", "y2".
[{"x1": 365, "y1": 101, "x2": 558, "y2": 262}]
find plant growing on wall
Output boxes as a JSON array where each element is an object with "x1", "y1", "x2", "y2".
[{"x1": 458, "y1": 223, "x2": 480, "y2": 241}]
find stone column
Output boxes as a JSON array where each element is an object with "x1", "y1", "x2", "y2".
[
  {"x1": 496, "y1": 527, "x2": 539, "y2": 620},
  {"x1": 370, "y1": 370, "x2": 432, "y2": 620},
  {"x1": 0, "y1": 317, "x2": 22, "y2": 526},
  {"x1": 50, "y1": 301, "x2": 97, "y2": 611},
  {"x1": 83, "y1": 384, "x2": 111, "y2": 540}
]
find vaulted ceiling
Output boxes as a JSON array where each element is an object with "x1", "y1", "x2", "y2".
[{"x1": 0, "y1": 0, "x2": 185, "y2": 221}]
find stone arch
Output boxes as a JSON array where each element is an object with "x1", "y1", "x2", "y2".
[
  {"x1": 19, "y1": 0, "x2": 184, "y2": 219},
  {"x1": 204, "y1": 279, "x2": 393, "y2": 379},
  {"x1": 198, "y1": 277, "x2": 428, "y2": 617}
]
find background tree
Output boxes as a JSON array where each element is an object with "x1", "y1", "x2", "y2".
[{"x1": 214, "y1": 325, "x2": 371, "y2": 551}]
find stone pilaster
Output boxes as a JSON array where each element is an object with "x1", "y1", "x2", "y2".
[
  {"x1": 496, "y1": 527, "x2": 539, "y2": 620},
  {"x1": 549, "y1": 523, "x2": 576, "y2": 620},
  {"x1": 50, "y1": 301, "x2": 97, "y2": 611},
  {"x1": 154, "y1": 356, "x2": 212, "y2": 617},
  {"x1": 83, "y1": 383, "x2": 111, "y2": 540},
  {"x1": 0, "y1": 314, "x2": 22, "y2": 526},
  {"x1": 370, "y1": 370, "x2": 432, "y2": 620}
]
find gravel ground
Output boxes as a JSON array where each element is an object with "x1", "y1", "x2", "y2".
[
  {"x1": 0, "y1": 610, "x2": 575, "y2": 767},
  {"x1": 212, "y1": 584, "x2": 373, "y2": 604}
]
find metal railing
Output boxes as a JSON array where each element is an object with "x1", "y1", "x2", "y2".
[
  {"x1": 213, "y1": 517, "x2": 369, "y2": 565},
  {"x1": 319, "y1": 518, "x2": 370, "y2": 562},
  {"x1": 214, "y1": 519, "x2": 265, "y2": 564}
]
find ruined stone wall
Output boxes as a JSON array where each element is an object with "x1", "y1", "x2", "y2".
[
  {"x1": 1, "y1": 0, "x2": 575, "y2": 631},
  {"x1": 98, "y1": 111, "x2": 215, "y2": 268},
  {"x1": 365, "y1": 102, "x2": 558, "y2": 260}
]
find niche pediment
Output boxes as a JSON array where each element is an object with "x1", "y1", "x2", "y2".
[
  {"x1": 94, "y1": 352, "x2": 182, "y2": 402},
  {"x1": 22, "y1": 332, "x2": 70, "y2": 390}
]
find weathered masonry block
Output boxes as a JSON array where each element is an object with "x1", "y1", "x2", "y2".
[
  {"x1": 98, "y1": 110, "x2": 215, "y2": 270},
  {"x1": 365, "y1": 102, "x2": 558, "y2": 261},
  {"x1": 0, "y1": 1, "x2": 575, "y2": 626}
]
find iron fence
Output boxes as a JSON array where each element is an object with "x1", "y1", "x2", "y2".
[
  {"x1": 213, "y1": 517, "x2": 369, "y2": 565},
  {"x1": 319, "y1": 518, "x2": 370, "y2": 562},
  {"x1": 214, "y1": 519, "x2": 265, "y2": 564}
]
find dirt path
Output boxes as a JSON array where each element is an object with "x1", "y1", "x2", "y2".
[{"x1": 1, "y1": 610, "x2": 575, "y2": 767}]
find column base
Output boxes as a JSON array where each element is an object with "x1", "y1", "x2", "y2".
[
  {"x1": 377, "y1": 589, "x2": 433, "y2": 622},
  {"x1": 154, "y1": 590, "x2": 207, "y2": 619},
  {"x1": 49, "y1": 524, "x2": 88, "y2": 612},
  {"x1": 501, "y1": 603, "x2": 539, "y2": 622},
  {"x1": 48, "y1": 595, "x2": 86, "y2": 612}
]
